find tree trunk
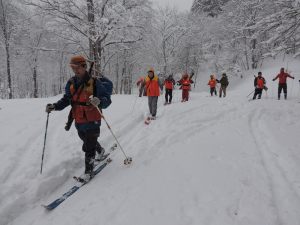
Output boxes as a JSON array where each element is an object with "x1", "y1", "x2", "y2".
[
  {"x1": 0, "y1": 0, "x2": 12, "y2": 98},
  {"x1": 33, "y1": 57, "x2": 38, "y2": 98}
]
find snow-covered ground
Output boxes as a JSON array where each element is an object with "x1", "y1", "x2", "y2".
[{"x1": 1, "y1": 60, "x2": 300, "y2": 225}]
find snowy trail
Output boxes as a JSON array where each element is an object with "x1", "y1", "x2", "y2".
[{"x1": 1, "y1": 75, "x2": 300, "y2": 225}]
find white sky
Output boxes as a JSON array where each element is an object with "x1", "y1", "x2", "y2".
[{"x1": 151, "y1": 0, "x2": 194, "y2": 11}]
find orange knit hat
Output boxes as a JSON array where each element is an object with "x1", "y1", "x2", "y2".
[{"x1": 70, "y1": 55, "x2": 87, "y2": 66}]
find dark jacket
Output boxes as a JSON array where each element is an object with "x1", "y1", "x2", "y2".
[{"x1": 217, "y1": 76, "x2": 229, "y2": 87}]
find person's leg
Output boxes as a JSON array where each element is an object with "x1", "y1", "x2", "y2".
[
  {"x1": 152, "y1": 96, "x2": 158, "y2": 117},
  {"x1": 210, "y1": 88, "x2": 213, "y2": 96},
  {"x1": 258, "y1": 89, "x2": 263, "y2": 99},
  {"x1": 148, "y1": 96, "x2": 154, "y2": 115},
  {"x1": 219, "y1": 87, "x2": 222, "y2": 98},
  {"x1": 278, "y1": 84, "x2": 282, "y2": 99},
  {"x1": 283, "y1": 83, "x2": 287, "y2": 99},
  {"x1": 165, "y1": 90, "x2": 168, "y2": 103},
  {"x1": 214, "y1": 87, "x2": 217, "y2": 96},
  {"x1": 169, "y1": 89, "x2": 173, "y2": 103},
  {"x1": 78, "y1": 128, "x2": 100, "y2": 175},
  {"x1": 223, "y1": 86, "x2": 227, "y2": 97},
  {"x1": 253, "y1": 89, "x2": 258, "y2": 100}
]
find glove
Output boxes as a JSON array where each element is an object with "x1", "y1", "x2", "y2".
[
  {"x1": 89, "y1": 96, "x2": 100, "y2": 107},
  {"x1": 46, "y1": 104, "x2": 55, "y2": 113},
  {"x1": 292, "y1": 77, "x2": 295, "y2": 79},
  {"x1": 272, "y1": 79, "x2": 275, "y2": 81}
]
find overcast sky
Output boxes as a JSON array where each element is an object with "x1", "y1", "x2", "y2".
[{"x1": 151, "y1": 0, "x2": 194, "y2": 11}]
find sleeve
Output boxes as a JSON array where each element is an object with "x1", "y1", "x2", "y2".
[
  {"x1": 287, "y1": 73, "x2": 293, "y2": 78},
  {"x1": 254, "y1": 78, "x2": 257, "y2": 87},
  {"x1": 273, "y1": 74, "x2": 279, "y2": 80},
  {"x1": 54, "y1": 81, "x2": 72, "y2": 111}
]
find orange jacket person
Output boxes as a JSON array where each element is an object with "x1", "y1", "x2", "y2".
[
  {"x1": 144, "y1": 68, "x2": 163, "y2": 119},
  {"x1": 208, "y1": 75, "x2": 217, "y2": 96},
  {"x1": 177, "y1": 73, "x2": 194, "y2": 102}
]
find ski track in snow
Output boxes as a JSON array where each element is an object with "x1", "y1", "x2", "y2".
[{"x1": 1, "y1": 72, "x2": 300, "y2": 225}]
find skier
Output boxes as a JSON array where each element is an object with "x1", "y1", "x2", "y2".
[
  {"x1": 177, "y1": 73, "x2": 194, "y2": 102},
  {"x1": 208, "y1": 75, "x2": 217, "y2": 96},
  {"x1": 272, "y1": 67, "x2": 295, "y2": 100},
  {"x1": 252, "y1": 72, "x2": 266, "y2": 100},
  {"x1": 136, "y1": 76, "x2": 146, "y2": 97},
  {"x1": 144, "y1": 68, "x2": 163, "y2": 120},
  {"x1": 217, "y1": 73, "x2": 229, "y2": 98},
  {"x1": 164, "y1": 74, "x2": 176, "y2": 105},
  {"x1": 45, "y1": 55, "x2": 112, "y2": 182}
]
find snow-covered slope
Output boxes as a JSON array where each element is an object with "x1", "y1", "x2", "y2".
[{"x1": 1, "y1": 62, "x2": 300, "y2": 225}]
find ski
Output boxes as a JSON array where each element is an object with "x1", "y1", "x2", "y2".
[
  {"x1": 42, "y1": 143, "x2": 117, "y2": 210},
  {"x1": 42, "y1": 159, "x2": 111, "y2": 210}
]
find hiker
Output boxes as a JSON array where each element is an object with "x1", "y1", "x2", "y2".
[
  {"x1": 253, "y1": 72, "x2": 266, "y2": 100},
  {"x1": 45, "y1": 55, "x2": 112, "y2": 182},
  {"x1": 144, "y1": 68, "x2": 163, "y2": 119},
  {"x1": 136, "y1": 77, "x2": 146, "y2": 97},
  {"x1": 164, "y1": 74, "x2": 176, "y2": 105},
  {"x1": 177, "y1": 73, "x2": 194, "y2": 102},
  {"x1": 272, "y1": 67, "x2": 295, "y2": 100},
  {"x1": 208, "y1": 75, "x2": 217, "y2": 96},
  {"x1": 217, "y1": 73, "x2": 229, "y2": 98}
]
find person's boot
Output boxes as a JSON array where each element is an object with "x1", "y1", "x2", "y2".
[
  {"x1": 83, "y1": 157, "x2": 95, "y2": 182},
  {"x1": 95, "y1": 143, "x2": 105, "y2": 161},
  {"x1": 284, "y1": 94, "x2": 287, "y2": 100}
]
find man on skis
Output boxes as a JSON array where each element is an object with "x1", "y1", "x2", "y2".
[
  {"x1": 217, "y1": 73, "x2": 229, "y2": 98},
  {"x1": 164, "y1": 74, "x2": 176, "y2": 105},
  {"x1": 272, "y1": 67, "x2": 295, "y2": 100},
  {"x1": 144, "y1": 68, "x2": 163, "y2": 120},
  {"x1": 208, "y1": 75, "x2": 217, "y2": 96},
  {"x1": 252, "y1": 72, "x2": 266, "y2": 100},
  {"x1": 177, "y1": 73, "x2": 194, "y2": 102},
  {"x1": 45, "y1": 55, "x2": 112, "y2": 182}
]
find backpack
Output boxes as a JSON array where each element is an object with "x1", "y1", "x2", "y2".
[{"x1": 93, "y1": 76, "x2": 113, "y2": 109}]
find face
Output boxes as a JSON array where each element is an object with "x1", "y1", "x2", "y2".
[
  {"x1": 148, "y1": 71, "x2": 154, "y2": 78},
  {"x1": 70, "y1": 64, "x2": 86, "y2": 78},
  {"x1": 280, "y1": 68, "x2": 284, "y2": 73}
]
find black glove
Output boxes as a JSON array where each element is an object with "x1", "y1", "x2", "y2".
[
  {"x1": 292, "y1": 77, "x2": 295, "y2": 79},
  {"x1": 272, "y1": 79, "x2": 275, "y2": 81},
  {"x1": 46, "y1": 104, "x2": 55, "y2": 113}
]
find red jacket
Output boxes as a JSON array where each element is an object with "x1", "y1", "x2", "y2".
[
  {"x1": 208, "y1": 79, "x2": 217, "y2": 88},
  {"x1": 273, "y1": 72, "x2": 293, "y2": 84},
  {"x1": 178, "y1": 78, "x2": 194, "y2": 90}
]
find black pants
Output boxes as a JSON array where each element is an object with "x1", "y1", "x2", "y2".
[
  {"x1": 253, "y1": 88, "x2": 263, "y2": 100},
  {"x1": 78, "y1": 128, "x2": 101, "y2": 173},
  {"x1": 210, "y1": 87, "x2": 217, "y2": 96},
  {"x1": 165, "y1": 89, "x2": 173, "y2": 103},
  {"x1": 278, "y1": 83, "x2": 287, "y2": 99}
]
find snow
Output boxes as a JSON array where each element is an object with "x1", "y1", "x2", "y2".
[{"x1": 1, "y1": 59, "x2": 300, "y2": 225}]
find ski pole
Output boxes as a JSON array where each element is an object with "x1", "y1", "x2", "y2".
[
  {"x1": 247, "y1": 90, "x2": 255, "y2": 98},
  {"x1": 40, "y1": 112, "x2": 50, "y2": 174},
  {"x1": 130, "y1": 92, "x2": 139, "y2": 115},
  {"x1": 94, "y1": 106, "x2": 132, "y2": 165}
]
